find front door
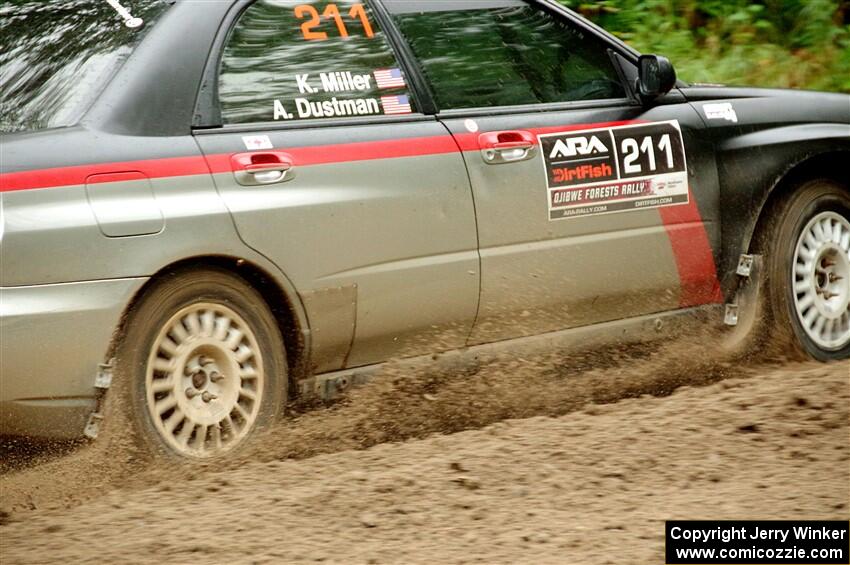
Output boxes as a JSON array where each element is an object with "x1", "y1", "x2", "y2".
[
  {"x1": 194, "y1": 0, "x2": 480, "y2": 371},
  {"x1": 384, "y1": 0, "x2": 722, "y2": 344}
]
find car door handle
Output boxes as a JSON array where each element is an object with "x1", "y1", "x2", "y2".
[
  {"x1": 231, "y1": 152, "x2": 294, "y2": 186},
  {"x1": 478, "y1": 130, "x2": 537, "y2": 164}
]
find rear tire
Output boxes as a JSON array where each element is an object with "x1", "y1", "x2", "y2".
[
  {"x1": 757, "y1": 179, "x2": 850, "y2": 361},
  {"x1": 112, "y1": 267, "x2": 286, "y2": 460}
]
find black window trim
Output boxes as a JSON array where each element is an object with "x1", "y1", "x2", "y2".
[
  {"x1": 193, "y1": 0, "x2": 248, "y2": 129},
  {"x1": 367, "y1": 0, "x2": 437, "y2": 115},
  {"x1": 193, "y1": 0, "x2": 645, "y2": 129},
  {"x1": 374, "y1": 0, "x2": 641, "y2": 117},
  {"x1": 192, "y1": 0, "x2": 434, "y2": 130},
  {"x1": 194, "y1": 113, "x2": 438, "y2": 136},
  {"x1": 435, "y1": 97, "x2": 636, "y2": 120}
]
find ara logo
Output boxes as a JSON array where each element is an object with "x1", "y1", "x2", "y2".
[{"x1": 549, "y1": 136, "x2": 609, "y2": 159}]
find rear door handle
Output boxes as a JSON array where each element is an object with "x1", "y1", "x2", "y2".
[
  {"x1": 478, "y1": 130, "x2": 537, "y2": 164},
  {"x1": 231, "y1": 151, "x2": 294, "y2": 186}
]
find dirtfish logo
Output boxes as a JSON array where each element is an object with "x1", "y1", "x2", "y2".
[{"x1": 550, "y1": 136, "x2": 609, "y2": 159}]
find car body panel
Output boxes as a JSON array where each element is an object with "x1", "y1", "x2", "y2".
[
  {"x1": 195, "y1": 121, "x2": 481, "y2": 370},
  {"x1": 86, "y1": 171, "x2": 165, "y2": 237},
  {"x1": 0, "y1": 130, "x2": 238, "y2": 287},
  {"x1": 0, "y1": 277, "x2": 147, "y2": 436},
  {"x1": 439, "y1": 101, "x2": 722, "y2": 344},
  {"x1": 680, "y1": 87, "x2": 850, "y2": 290}
]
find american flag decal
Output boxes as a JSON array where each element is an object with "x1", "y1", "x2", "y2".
[
  {"x1": 381, "y1": 95, "x2": 412, "y2": 115},
  {"x1": 374, "y1": 68, "x2": 406, "y2": 89}
]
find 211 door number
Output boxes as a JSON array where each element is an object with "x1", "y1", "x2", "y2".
[
  {"x1": 612, "y1": 123, "x2": 686, "y2": 180},
  {"x1": 621, "y1": 134, "x2": 674, "y2": 175},
  {"x1": 295, "y1": 3, "x2": 375, "y2": 40}
]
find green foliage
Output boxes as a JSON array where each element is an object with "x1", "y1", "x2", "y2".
[{"x1": 558, "y1": 0, "x2": 850, "y2": 92}]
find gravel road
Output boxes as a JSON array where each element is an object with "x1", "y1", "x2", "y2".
[{"x1": 1, "y1": 353, "x2": 847, "y2": 565}]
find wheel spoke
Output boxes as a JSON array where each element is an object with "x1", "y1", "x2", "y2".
[
  {"x1": 225, "y1": 329, "x2": 244, "y2": 351},
  {"x1": 804, "y1": 232, "x2": 819, "y2": 250},
  {"x1": 164, "y1": 409, "x2": 184, "y2": 433},
  {"x1": 800, "y1": 245, "x2": 816, "y2": 261},
  {"x1": 211, "y1": 424, "x2": 223, "y2": 450},
  {"x1": 233, "y1": 402, "x2": 250, "y2": 422},
  {"x1": 214, "y1": 316, "x2": 231, "y2": 341},
  {"x1": 802, "y1": 307, "x2": 819, "y2": 329},
  {"x1": 193, "y1": 424, "x2": 208, "y2": 450},
  {"x1": 186, "y1": 312, "x2": 202, "y2": 336},
  {"x1": 795, "y1": 262, "x2": 811, "y2": 277},
  {"x1": 797, "y1": 293, "x2": 815, "y2": 311},
  {"x1": 152, "y1": 358, "x2": 174, "y2": 374},
  {"x1": 177, "y1": 421, "x2": 195, "y2": 446},
  {"x1": 201, "y1": 310, "x2": 216, "y2": 337},
  {"x1": 235, "y1": 344, "x2": 254, "y2": 364},
  {"x1": 224, "y1": 414, "x2": 237, "y2": 435},
  {"x1": 794, "y1": 280, "x2": 811, "y2": 294},
  {"x1": 159, "y1": 337, "x2": 179, "y2": 357},
  {"x1": 812, "y1": 222, "x2": 826, "y2": 243},
  {"x1": 155, "y1": 394, "x2": 178, "y2": 415},
  {"x1": 823, "y1": 319, "x2": 835, "y2": 341},
  {"x1": 170, "y1": 322, "x2": 189, "y2": 345},
  {"x1": 812, "y1": 315, "x2": 827, "y2": 338},
  {"x1": 831, "y1": 222, "x2": 843, "y2": 245},
  {"x1": 150, "y1": 377, "x2": 174, "y2": 394}
]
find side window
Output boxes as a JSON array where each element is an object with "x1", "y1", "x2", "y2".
[
  {"x1": 219, "y1": 0, "x2": 416, "y2": 124},
  {"x1": 386, "y1": 0, "x2": 627, "y2": 110}
]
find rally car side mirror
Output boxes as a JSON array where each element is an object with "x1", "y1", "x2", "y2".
[{"x1": 637, "y1": 54, "x2": 677, "y2": 103}]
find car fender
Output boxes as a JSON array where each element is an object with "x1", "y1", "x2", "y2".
[{"x1": 714, "y1": 125, "x2": 850, "y2": 291}]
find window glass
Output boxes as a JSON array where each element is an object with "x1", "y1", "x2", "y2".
[
  {"x1": 219, "y1": 0, "x2": 415, "y2": 124},
  {"x1": 0, "y1": 0, "x2": 167, "y2": 133},
  {"x1": 387, "y1": 1, "x2": 626, "y2": 110}
]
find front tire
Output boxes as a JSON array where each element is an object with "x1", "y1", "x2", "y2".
[
  {"x1": 113, "y1": 268, "x2": 286, "y2": 460},
  {"x1": 759, "y1": 179, "x2": 850, "y2": 361}
]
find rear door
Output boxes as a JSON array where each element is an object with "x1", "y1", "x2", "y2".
[
  {"x1": 383, "y1": 0, "x2": 723, "y2": 345},
  {"x1": 193, "y1": 0, "x2": 479, "y2": 372}
]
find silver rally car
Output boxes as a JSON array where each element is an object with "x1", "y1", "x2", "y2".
[{"x1": 1, "y1": 0, "x2": 848, "y2": 459}]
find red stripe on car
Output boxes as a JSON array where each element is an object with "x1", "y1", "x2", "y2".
[
  {"x1": 450, "y1": 120, "x2": 641, "y2": 152},
  {"x1": 0, "y1": 155, "x2": 210, "y2": 192},
  {"x1": 202, "y1": 134, "x2": 458, "y2": 174},
  {"x1": 659, "y1": 197, "x2": 724, "y2": 306}
]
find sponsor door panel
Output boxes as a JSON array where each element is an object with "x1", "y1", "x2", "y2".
[{"x1": 541, "y1": 121, "x2": 689, "y2": 220}]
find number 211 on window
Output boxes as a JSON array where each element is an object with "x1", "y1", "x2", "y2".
[{"x1": 295, "y1": 3, "x2": 375, "y2": 40}]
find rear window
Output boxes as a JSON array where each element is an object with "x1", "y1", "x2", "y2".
[
  {"x1": 218, "y1": 0, "x2": 417, "y2": 124},
  {"x1": 0, "y1": 0, "x2": 168, "y2": 133}
]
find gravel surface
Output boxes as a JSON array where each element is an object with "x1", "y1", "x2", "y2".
[{"x1": 1, "y1": 358, "x2": 847, "y2": 565}]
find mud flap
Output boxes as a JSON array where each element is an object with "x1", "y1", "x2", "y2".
[
  {"x1": 721, "y1": 255, "x2": 764, "y2": 354},
  {"x1": 83, "y1": 362, "x2": 114, "y2": 440}
]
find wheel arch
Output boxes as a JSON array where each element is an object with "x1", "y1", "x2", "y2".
[
  {"x1": 106, "y1": 254, "x2": 311, "y2": 396},
  {"x1": 745, "y1": 151, "x2": 848, "y2": 256}
]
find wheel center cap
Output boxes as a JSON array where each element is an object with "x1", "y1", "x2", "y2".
[{"x1": 814, "y1": 245, "x2": 850, "y2": 317}]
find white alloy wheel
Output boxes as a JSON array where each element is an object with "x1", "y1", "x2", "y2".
[
  {"x1": 791, "y1": 211, "x2": 850, "y2": 351},
  {"x1": 146, "y1": 303, "x2": 265, "y2": 458}
]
